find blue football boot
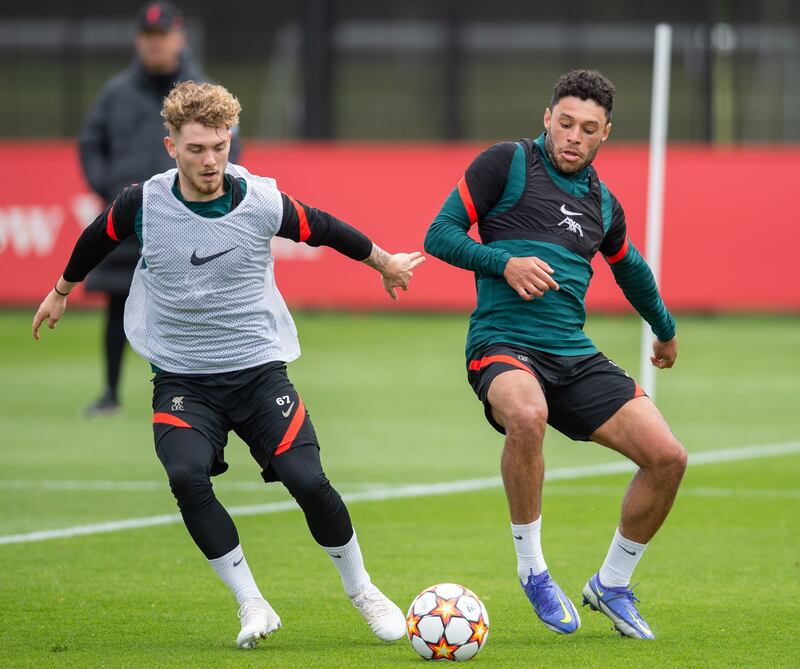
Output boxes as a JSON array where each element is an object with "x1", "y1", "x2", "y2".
[
  {"x1": 582, "y1": 573, "x2": 655, "y2": 639},
  {"x1": 521, "y1": 569, "x2": 581, "y2": 634}
]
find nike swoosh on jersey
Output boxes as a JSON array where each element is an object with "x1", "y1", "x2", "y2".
[
  {"x1": 559, "y1": 204, "x2": 584, "y2": 217},
  {"x1": 190, "y1": 247, "x2": 236, "y2": 266}
]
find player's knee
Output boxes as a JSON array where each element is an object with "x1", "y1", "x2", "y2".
[
  {"x1": 166, "y1": 462, "x2": 213, "y2": 508},
  {"x1": 654, "y1": 439, "x2": 687, "y2": 478},
  {"x1": 670, "y1": 441, "x2": 688, "y2": 475},
  {"x1": 284, "y1": 470, "x2": 337, "y2": 512},
  {"x1": 501, "y1": 403, "x2": 547, "y2": 438}
]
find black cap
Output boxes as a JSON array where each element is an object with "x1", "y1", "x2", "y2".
[{"x1": 137, "y1": 2, "x2": 184, "y2": 32}]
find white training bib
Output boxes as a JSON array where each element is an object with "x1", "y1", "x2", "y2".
[{"x1": 124, "y1": 163, "x2": 300, "y2": 373}]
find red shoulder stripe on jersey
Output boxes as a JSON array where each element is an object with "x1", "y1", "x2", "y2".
[
  {"x1": 605, "y1": 237, "x2": 629, "y2": 264},
  {"x1": 287, "y1": 195, "x2": 311, "y2": 242},
  {"x1": 275, "y1": 397, "x2": 306, "y2": 455},
  {"x1": 153, "y1": 412, "x2": 191, "y2": 428},
  {"x1": 457, "y1": 175, "x2": 478, "y2": 225},
  {"x1": 106, "y1": 206, "x2": 119, "y2": 241},
  {"x1": 468, "y1": 354, "x2": 535, "y2": 377}
]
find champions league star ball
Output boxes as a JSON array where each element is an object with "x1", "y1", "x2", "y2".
[{"x1": 406, "y1": 583, "x2": 489, "y2": 662}]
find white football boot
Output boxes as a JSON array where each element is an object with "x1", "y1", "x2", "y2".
[
  {"x1": 236, "y1": 598, "x2": 282, "y2": 649},
  {"x1": 350, "y1": 584, "x2": 406, "y2": 642}
]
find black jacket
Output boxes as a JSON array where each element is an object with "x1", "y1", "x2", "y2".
[{"x1": 78, "y1": 51, "x2": 242, "y2": 294}]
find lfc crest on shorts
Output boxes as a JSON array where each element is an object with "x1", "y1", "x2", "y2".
[{"x1": 171, "y1": 396, "x2": 185, "y2": 411}]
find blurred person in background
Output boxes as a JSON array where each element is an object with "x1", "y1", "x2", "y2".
[
  {"x1": 425, "y1": 69, "x2": 686, "y2": 640},
  {"x1": 79, "y1": 1, "x2": 240, "y2": 416}
]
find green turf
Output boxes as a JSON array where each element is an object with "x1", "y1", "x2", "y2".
[{"x1": 1, "y1": 310, "x2": 798, "y2": 667}]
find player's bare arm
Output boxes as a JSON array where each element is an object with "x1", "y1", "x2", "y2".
[
  {"x1": 503, "y1": 257, "x2": 559, "y2": 301},
  {"x1": 651, "y1": 335, "x2": 677, "y2": 369},
  {"x1": 32, "y1": 276, "x2": 77, "y2": 340},
  {"x1": 362, "y1": 244, "x2": 426, "y2": 300}
]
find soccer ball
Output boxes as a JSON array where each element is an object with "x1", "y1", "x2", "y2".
[{"x1": 406, "y1": 583, "x2": 489, "y2": 662}]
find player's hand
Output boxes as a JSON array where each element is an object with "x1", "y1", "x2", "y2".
[
  {"x1": 503, "y1": 256, "x2": 559, "y2": 301},
  {"x1": 381, "y1": 251, "x2": 426, "y2": 300},
  {"x1": 32, "y1": 289, "x2": 69, "y2": 340},
  {"x1": 651, "y1": 336, "x2": 677, "y2": 369}
]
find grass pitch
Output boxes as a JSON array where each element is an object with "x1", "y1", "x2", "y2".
[{"x1": 0, "y1": 310, "x2": 798, "y2": 668}]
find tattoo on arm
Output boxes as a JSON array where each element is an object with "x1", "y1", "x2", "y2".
[{"x1": 362, "y1": 244, "x2": 390, "y2": 272}]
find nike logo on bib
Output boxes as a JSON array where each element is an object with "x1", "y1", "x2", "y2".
[
  {"x1": 190, "y1": 248, "x2": 236, "y2": 266},
  {"x1": 559, "y1": 204, "x2": 583, "y2": 217}
]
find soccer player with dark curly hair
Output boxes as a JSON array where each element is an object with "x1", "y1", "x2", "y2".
[{"x1": 425, "y1": 69, "x2": 685, "y2": 639}]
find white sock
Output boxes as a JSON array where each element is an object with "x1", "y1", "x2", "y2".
[
  {"x1": 598, "y1": 528, "x2": 648, "y2": 588},
  {"x1": 208, "y1": 544, "x2": 265, "y2": 606},
  {"x1": 322, "y1": 531, "x2": 371, "y2": 598},
  {"x1": 511, "y1": 517, "x2": 547, "y2": 582}
]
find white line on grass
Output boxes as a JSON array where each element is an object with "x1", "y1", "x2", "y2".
[
  {"x1": 544, "y1": 485, "x2": 800, "y2": 500},
  {"x1": 1, "y1": 440, "x2": 798, "y2": 546},
  {"x1": 0, "y1": 479, "x2": 387, "y2": 492}
]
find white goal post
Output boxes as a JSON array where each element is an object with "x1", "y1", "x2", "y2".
[{"x1": 639, "y1": 23, "x2": 672, "y2": 399}]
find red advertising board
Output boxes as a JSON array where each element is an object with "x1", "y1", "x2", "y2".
[{"x1": 1, "y1": 141, "x2": 797, "y2": 311}]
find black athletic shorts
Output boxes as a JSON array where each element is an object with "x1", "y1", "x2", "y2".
[
  {"x1": 151, "y1": 361, "x2": 319, "y2": 481},
  {"x1": 467, "y1": 343, "x2": 646, "y2": 441}
]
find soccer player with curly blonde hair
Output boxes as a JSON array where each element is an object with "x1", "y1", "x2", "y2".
[{"x1": 34, "y1": 81, "x2": 423, "y2": 650}]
